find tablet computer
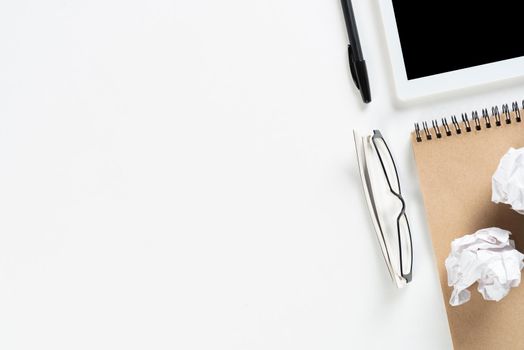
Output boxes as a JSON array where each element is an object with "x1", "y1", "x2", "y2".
[{"x1": 378, "y1": 1, "x2": 524, "y2": 101}]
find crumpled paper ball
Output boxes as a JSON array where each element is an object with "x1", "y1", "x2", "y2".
[
  {"x1": 445, "y1": 227, "x2": 524, "y2": 306},
  {"x1": 492, "y1": 147, "x2": 524, "y2": 214}
]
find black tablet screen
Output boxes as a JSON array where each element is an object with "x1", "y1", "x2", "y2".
[{"x1": 392, "y1": 2, "x2": 524, "y2": 80}]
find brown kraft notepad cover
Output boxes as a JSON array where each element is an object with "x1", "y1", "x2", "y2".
[{"x1": 412, "y1": 111, "x2": 524, "y2": 350}]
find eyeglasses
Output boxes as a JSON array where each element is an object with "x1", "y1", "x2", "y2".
[{"x1": 354, "y1": 129, "x2": 413, "y2": 287}]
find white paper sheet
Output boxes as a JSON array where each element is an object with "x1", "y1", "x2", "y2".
[
  {"x1": 445, "y1": 227, "x2": 524, "y2": 306},
  {"x1": 492, "y1": 147, "x2": 524, "y2": 214}
]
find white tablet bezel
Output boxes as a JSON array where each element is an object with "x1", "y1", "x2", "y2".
[{"x1": 378, "y1": 0, "x2": 524, "y2": 102}]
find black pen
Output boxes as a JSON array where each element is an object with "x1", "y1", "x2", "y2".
[{"x1": 341, "y1": 0, "x2": 371, "y2": 103}]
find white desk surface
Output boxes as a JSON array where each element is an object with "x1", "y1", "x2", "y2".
[{"x1": 2, "y1": 1, "x2": 524, "y2": 349}]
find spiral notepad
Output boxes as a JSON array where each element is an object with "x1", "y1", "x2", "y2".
[{"x1": 411, "y1": 100, "x2": 524, "y2": 350}]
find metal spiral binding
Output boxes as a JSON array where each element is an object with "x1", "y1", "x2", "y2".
[
  {"x1": 432, "y1": 120, "x2": 442, "y2": 138},
  {"x1": 502, "y1": 104, "x2": 511, "y2": 124},
  {"x1": 414, "y1": 123, "x2": 422, "y2": 142},
  {"x1": 492, "y1": 106, "x2": 501, "y2": 126},
  {"x1": 513, "y1": 101, "x2": 522, "y2": 122},
  {"x1": 422, "y1": 121, "x2": 431, "y2": 140},
  {"x1": 451, "y1": 115, "x2": 461, "y2": 134},
  {"x1": 482, "y1": 108, "x2": 491, "y2": 128},
  {"x1": 472, "y1": 110, "x2": 481, "y2": 130},
  {"x1": 442, "y1": 118, "x2": 451, "y2": 136},
  {"x1": 462, "y1": 113, "x2": 471, "y2": 132},
  {"x1": 414, "y1": 99, "x2": 524, "y2": 142}
]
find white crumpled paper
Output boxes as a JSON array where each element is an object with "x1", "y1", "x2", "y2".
[
  {"x1": 445, "y1": 227, "x2": 524, "y2": 306},
  {"x1": 492, "y1": 147, "x2": 524, "y2": 214}
]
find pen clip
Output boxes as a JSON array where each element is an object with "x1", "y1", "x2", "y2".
[{"x1": 348, "y1": 45, "x2": 360, "y2": 90}]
